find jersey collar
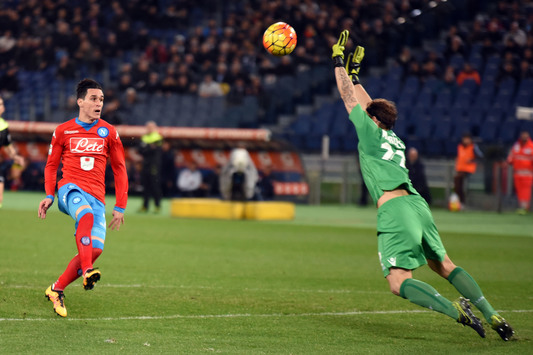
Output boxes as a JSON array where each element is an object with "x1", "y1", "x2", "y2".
[{"x1": 76, "y1": 117, "x2": 99, "y2": 131}]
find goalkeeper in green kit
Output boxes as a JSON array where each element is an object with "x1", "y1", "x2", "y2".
[{"x1": 331, "y1": 30, "x2": 514, "y2": 341}]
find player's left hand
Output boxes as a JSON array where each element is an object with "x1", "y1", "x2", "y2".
[
  {"x1": 345, "y1": 45, "x2": 365, "y2": 84},
  {"x1": 108, "y1": 210, "x2": 125, "y2": 231}
]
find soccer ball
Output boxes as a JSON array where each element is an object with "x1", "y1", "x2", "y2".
[
  {"x1": 448, "y1": 193, "x2": 462, "y2": 212},
  {"x1": 262, "y1": 22, "x2": 297, "y2": 56}
]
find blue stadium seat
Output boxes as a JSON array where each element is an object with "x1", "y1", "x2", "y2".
[
  {"x1": 433, "y1": 87, "x2": 453, "y2": 112},
  {"x1": 499, "y1": 120, "x2": 520, "y2": 144},
  {"x1": 479, "y1": 120, "x2": 500, "y2": 142},
  {"x1": 414, "y1": 87, "x2": 434, "y2": 109},
  {"x1": 449, "y1": 54, "x2": 466, "y2": 71}
]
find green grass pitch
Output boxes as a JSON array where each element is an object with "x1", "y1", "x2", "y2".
[{"x1": 1, "y1": 191, "x2": 532, "y2": 354}]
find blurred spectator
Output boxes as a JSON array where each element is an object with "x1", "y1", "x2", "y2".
[
  {"x1": 257, "y1": 164, "x2": 275, "y2": 200},
  {"x1": 175, "y1": 74, "x2": 197, "y2": 95},
  {"x1": 177, "y1": 160, "x2": 203, "y2": 197},
  {"x1": 406, "y1": 147, "x2": 431, "y2": 205},
  {"x1": 0, "y1": 66, "x2": 20, "y2": 97},
  {"x1": 198, "y1": 74, "x2": 224, "y2": 98},
  {"x1": 0, "y1": 30, "x2": 16, "y2": 66},
  {"x1": 519, "y1": 59, "x2": 533, "y2": 79},
  {"x1": 102, "y1": 89, "x2": 123, "y2": 125},
  {"x1": 456, "y1": 63, "x2": 481, "y2": 86},
  {"x1": 226, "y1": 78, "x2": 247, "y2": 106},
  {"x1": 145, "y1": 72, "x2": 162, "y2": 94},
  {"x1": 454, "y1": 133, "x2": 483, "y2": 205},
  {"x1": 507, "y1": 131, "x2": 533, "y2": 215},
  {"x1": 444, "y1": 35, "x2": 467, "y2": 61},
  {"x1": 503, "y1": 21, "x2": 527, "y2": 47},
  {"x1": 139, "y1": 121, "x2": 163, "y2": 212},
  {"x1": 145, "y1": 38, "x2": 168, "y2": 64},
  {"x1": 395, "y1": 46, "x2": 413, "y2": 73},
  {"x1": 203, "y1": 164, "x2": 221, "y2": 198},
  {"x1": 160, "y1": 66, "x2": 178, "y2": 94},
  {"x1": 497, "y1": 59, "x2": 520, "y2": 84},
  {"x1": 56, "y1": 55, "x2": 77, "y2": 80}
]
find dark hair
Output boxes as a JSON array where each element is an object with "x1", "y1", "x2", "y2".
[
  {"x1": 366, "y1": 99, "x2": 398, "y2": 130},
  {"x1": 76, "y1": 78, "x2": 103, "y2": 99}
]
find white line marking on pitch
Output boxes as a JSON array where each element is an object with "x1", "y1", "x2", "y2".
[{"x1": 1, "y1": 309, "x2": 531, "y2": 322}]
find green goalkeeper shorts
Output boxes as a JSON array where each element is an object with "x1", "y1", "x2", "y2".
[{"x1": 376, "y1": 194, "x2": 446, "y2": 277}]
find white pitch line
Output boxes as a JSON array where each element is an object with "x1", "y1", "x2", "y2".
[{"x1": 1, "y1": 309, "x2": 532, "y2": 322}]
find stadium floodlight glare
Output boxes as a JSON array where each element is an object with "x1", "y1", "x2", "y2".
[
  {"x1": 429, "y1": 1, "x2": 437, "y2": 8},
  {"x1": 410, "y1": 9, "x2": 422, "y2": 17}
]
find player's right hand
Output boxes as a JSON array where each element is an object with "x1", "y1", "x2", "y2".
[
  {"x1": 332, "y1": 30, "x2": 349, "y2": 59},
  {"x1": 38, "y1": 198, "x2": 53, "y2": 219}
]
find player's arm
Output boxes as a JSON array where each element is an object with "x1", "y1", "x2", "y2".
[
  {"x1": 345, "y1": 46, "x2": 372, "y2": 109},
  {"x1": 108, "y1": 128, "x2": 128, "y2": 230},
  {"x1": 332, "y1": 31, "x2": 359, "y2": 114},
  {"x1": 39, "y1": 130, "x2": 63, "y2": 219}
]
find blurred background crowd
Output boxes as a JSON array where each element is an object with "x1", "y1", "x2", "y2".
[{"x1": 0, "y1": 0, "x2": 533, "y2": 203}]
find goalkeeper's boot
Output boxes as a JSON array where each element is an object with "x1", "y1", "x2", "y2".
[
  {"x1": 45, "y1": 285, "x2": 67, "y2": 317},
  {"x1": 491, "y1": 315, "x2": 514, "y2": 341},
  {"x1": 83, "y1": 268, "x2": 101, "y2": 290},
  {"x1": 453, "y1": 297, "x2": 485, "y2": 338}
]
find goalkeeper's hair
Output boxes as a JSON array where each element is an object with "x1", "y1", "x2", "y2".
[
  {"x1": 76, "y1": 78, "x2": 103, "y2": 99},
  {"x1": 366, "y1": 99, "x2": 397, "y2": 130}
]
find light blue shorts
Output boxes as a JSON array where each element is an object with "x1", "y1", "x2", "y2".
[{"x1": 57, "y1": 183, "x2": 107, "y2": 250}]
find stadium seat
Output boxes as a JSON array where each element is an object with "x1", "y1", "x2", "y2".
[
  {"x1": 414, "y1": 87, "x2": 434, "y2": 109},
  {"x1": 479, "y1": 120, "x2": 500, "y2": 142},
  {"x1": 433, "y1": 87, "x2": 453, "y2": 112}
]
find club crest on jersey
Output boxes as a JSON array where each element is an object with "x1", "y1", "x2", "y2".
[
  {"x1": 70, "y1": 137, "x2": 105, "y2": 154},
  {"x1": 97, "y1": 127, "x2": 109, "y2": 138},
  {"x1": 81, "y1": 156, "x2": 95, "y2": 171},
  {"x1": 80, "y1": 236, "x2": 91, "y2": 246}
]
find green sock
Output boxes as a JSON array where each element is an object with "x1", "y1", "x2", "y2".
[
  {"x1": 400, "y1": 279, "x2": 459, "y2": 319},
  {"x1": 448, "y1": 267, "x2": 497, "y2": 323}
]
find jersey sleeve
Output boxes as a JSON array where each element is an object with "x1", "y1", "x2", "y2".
[
  {"x1": 348, "y1": 104, "x2": 379, "y2": 147},
  {"x1": 108, "y1": 128, "x2": 129, "y2": 210},
  {"x1": 44, "y1": 129, "x2": 64, "y2": 197}
]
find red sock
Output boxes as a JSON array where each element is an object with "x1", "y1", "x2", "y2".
[
  {"x1": 54, "y1": 248, "x2": 102, "y2": 291},
  {"x1": 76, "y1": 213, "x2": 94, "y2": 274}
]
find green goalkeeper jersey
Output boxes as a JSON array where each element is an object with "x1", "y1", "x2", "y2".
[{"x1": 349, "y1": 104, "x2": 418, "y2": 205}]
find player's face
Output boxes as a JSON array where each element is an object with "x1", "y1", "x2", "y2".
[{"x1": 78, "y1": 88, "x2": 104, "y2": 123}]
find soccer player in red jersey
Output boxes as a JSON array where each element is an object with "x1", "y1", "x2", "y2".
[{"x1": 38, "y1": 79, "x2": 128, "y2": 317}]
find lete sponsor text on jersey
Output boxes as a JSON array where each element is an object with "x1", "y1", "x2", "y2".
[{"x1": 69, "y1": 137, "x2": 105, "y2": 154}]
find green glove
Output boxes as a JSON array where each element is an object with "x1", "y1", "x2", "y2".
[
  {"x1": 332, "y1": 30, "x2": 349, "y2": 67},
  {"x1": 345, "y1": 46, "x2": 365, "y2": 84}
]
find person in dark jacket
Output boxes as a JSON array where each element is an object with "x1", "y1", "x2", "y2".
[
  {"x1": 406, "y1": 147, "x2": 432, "y2": 205},
  {"x1": 138, "y1": 121, "x2": 163, "y2": 212}
]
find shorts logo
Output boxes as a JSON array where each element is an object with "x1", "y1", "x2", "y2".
[
  {"x1": 387, "y1": 257, "x2": 397, "y2": 267},
  {"x1": 97, "y1": 127, "x2": 109, "y2": 138},
  {"x1": 72, "y1": 197, "x2": 81, "y2": 204},
  {"x1": 80, "y1": 236, "x2": 91, "y2": 246}
]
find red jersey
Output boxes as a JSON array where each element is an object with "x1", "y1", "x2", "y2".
[
  {"x1": 508, "y1": 138, "x2": 533, "y2": 177},
  {"x1": 44, "y1": 118, "x2": 128, "y2": 209}
]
